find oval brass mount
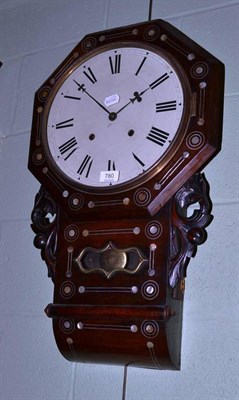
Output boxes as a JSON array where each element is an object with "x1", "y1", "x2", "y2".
[{"x1": 75, "y1": 241, "x2": 148, "y2": 279}]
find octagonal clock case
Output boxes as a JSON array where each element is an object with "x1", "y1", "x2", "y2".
[{"x1": 29, "y1": 19, "x2": 224, "y2": 369}]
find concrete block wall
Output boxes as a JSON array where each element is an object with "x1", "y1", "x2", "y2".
[{"x1": 0, "y1": 0, "x2": 238, "y2": 399}]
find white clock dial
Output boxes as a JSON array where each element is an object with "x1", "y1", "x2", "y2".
[{"x1": 46, "y1": 45, "x2": 184, "y2": 189}]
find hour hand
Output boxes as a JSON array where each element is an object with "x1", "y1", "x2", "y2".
[{"x1": 116, "y1": 88, "x2": 150, "y2": 115}]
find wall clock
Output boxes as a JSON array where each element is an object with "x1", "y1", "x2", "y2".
[{"x1": 29, "y1": 19, "x2": 224, "y2": 370}]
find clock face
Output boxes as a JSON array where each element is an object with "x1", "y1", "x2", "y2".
[{"x1": 46, "y1": 44, "x2": 185, "y2": 191}]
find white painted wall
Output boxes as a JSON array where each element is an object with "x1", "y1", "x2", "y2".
[{"x1": 0, "y1": 1, "x2": 238, "y2": 399}]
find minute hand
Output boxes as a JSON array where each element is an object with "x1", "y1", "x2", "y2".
[
  {"x1": 73, "y1": 80, "x2": 110, "y2": 115},
  {"x1": 116, "y1": 87, "x2": 150, "y2": 115}
]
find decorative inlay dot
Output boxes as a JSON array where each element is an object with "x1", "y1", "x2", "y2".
[
  {"x1": 186, "y1": 131, "x2": 205, "y2": 150},
  {"x1": 60, "y1": 281, "x2": 75, "y2": 298},
  {"x1": 64, "y1": 225, "x2": 79, "y2": 241},
  {"x1": 62, "y1": 190, "x2": 69, "y2": 198},
  {"x1": 130, "y1": 325, "x2": 138, "y2": 333},
  {"x1": 82, "y1": 36, "x2": 97, "y2": 51},
  {"x1": 141, "y1": 320, "x2": 159, "y2": 338},
  {"x1": 59, "y1": 318, "x2": 75, "y2": 333},
  {"x1": 32, "y1": 150, "x2": 45, "y2": 165},
  {"x1": 134, "y1": 188, "x2": 151, "y2": 206},
  {"x1": 123, "y1": 197, "x2": 130, "y2": 206},
  {"x1": 191, "y1": 62, "x2": 209, "y2": 79},
  {"x1": 150, "y1": 243, "x2": 157, "y2": 251},
  {"x1": 188, "y1": 53, "x2": 195, "y2": 61},
  {"x1": 37, "y1": 106, "x2": 43, "y2": 113},
  {"x1": 146, "y1": 324, "x2": 154, "y2": 333},
  {"x1": 199, "y1": 81, "x2": 207, "y2": 89},
  {"x1": 146, "y1": 285, "x2": 155, "y2": 295},
  {"x1": 141, "y1": 280, "x2": 159, "y2": 300},
  {"x1": 63, "y1": 320, "x2": 71, "y2": 329},
  {"x1": 69, "y1": 194, "x2": 84, "y2": 210},
  {"x1": 77, "y1": 322, "x2": 84, "y2": 330},
  {"x1": 149, "y1": 226, "x2": 158, "y2": 235},
  {"x1": 144, "y1": 25, "x2": 160, "y2": 41},
  {"x1": 145, "y1": 221, "x2": 162, "y2": 239},
  {"x1": 78, "y1": 286, "x2": 85, "y2": 294},
  {"x1": 183, "y1": 151, "x2": 190, "y2": 159},
  {"x1": 38, "y1": 86, "x2": 51, "y2": 101}
]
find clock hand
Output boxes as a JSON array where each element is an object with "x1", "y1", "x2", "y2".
[
  {"x1": 116, "y1": 87, "x2": 150, "y2": 115},
  {"x1": 73, "y1": 80, "x2": 150, "y2": 121},
  {"x1": 73, "y1": 80, "x2": 110, "y2": 115}
]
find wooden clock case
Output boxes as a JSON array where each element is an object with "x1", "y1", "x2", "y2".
[{"x1": 29, "y1": 19, "x2": 224, "y2": 369}]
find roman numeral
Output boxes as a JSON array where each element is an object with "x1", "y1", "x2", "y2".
[
  {"x1": 59, "y1": 137, "x2": 78, "y2": 160},
  {"x1": 147, "y1": 127, "x2": 169, "y2": 146},
  {"x1": 132, "y1": 153, "x2": 145, "y2": 167},
  {"x1": 63, "y1": 94, "x2": 81, "y2": 101},
  {"x1": 156, "y1": 100, "x2": 177, "y2": 112},
  {"x1": 83, "y1": 67, "x2": 97, "y2": 84},
  {"x1": 109, "y1": 54, "x2": 121, "y2": 74},
  {"x1": 108, "y1": 160, "x2": 116, "y2": 171},
  {"x1": 135, "y1": 57, "x2": 147, "y2": 76},
  {"x1": 149, "y1": 73, "x2": 169, "y2": 90},
  {"x1": 55, "y1": 118, "x2": 74, "y2": 129},
  {"x1": 77, "y1": 155, "x2": 93, "y2": 178}
]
